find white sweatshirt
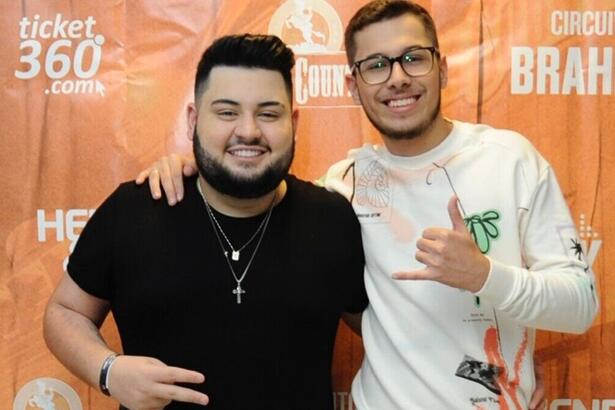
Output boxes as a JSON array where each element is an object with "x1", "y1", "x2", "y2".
[{"x1": 323, "y1": 120, "x2": 598, "y2": 409}]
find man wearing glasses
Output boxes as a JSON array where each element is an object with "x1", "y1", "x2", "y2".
[
  {"x1": 139, "y1": 1, "x2": 597, "y2": 408},
  {"x1": 327, "y1": 2, "x2": 596, "y2": 408}
]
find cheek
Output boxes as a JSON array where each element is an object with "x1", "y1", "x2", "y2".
[
  {"x1": 362, "y1": 86, "x2": 383, "y2": 108},
  {"x1": 199, "y1": 123, "x2": 233, "y2": 147},
  {"x1": 273, "y1": 135, "x2": 294, "y2": 150},
  {"x1": 270, "y1": 128, "x2": 293, "y2": 148},
  {"x1": 363, "y1": 95, "x2": 382, "y2": 115},
  {"x1": 265, "y1": 126, "x2": 294, "y2": 149},
  {"x1": 428, "y1": 75, "x2": 442, "y2": 95}
]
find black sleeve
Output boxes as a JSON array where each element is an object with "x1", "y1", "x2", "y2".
[
  {"x1": 335, "y1": 194, "x2": 368, "y2": 314},
  {"x1": 67, "y1": 184, "x2": 125, "y2": 300}
]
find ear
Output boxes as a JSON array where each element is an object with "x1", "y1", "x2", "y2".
[
  {"x1": 187, "y1": 102, "x2": 197, "y2": 142},
  {"x1": 345, "y1": 73, "x2": 362, "y2": 105},
  {"x1": 439, "y1": 55, "x2": 448, "y2": 89}
]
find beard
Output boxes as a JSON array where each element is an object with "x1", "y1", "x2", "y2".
[
  {"x1": 193, "y1": 130, "x2": 294, "y2": 199},
  {"x1": 362, "y1": 88, "x2": 442, "y2": 141}
]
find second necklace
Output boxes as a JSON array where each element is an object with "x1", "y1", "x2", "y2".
[{"x1": 197, "y1": 179, "x2": 276, "y2": 304}]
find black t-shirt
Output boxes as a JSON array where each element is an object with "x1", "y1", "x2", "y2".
[{"x1": 68, "y1": 175, "x2": 367, "y2": 410}]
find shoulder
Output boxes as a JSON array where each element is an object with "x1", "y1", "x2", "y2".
[
  {"x1": 88, "y1": 180, "x2": 142, "y2": 218},
  {"x1": 286, "y1": 175, "x2": 356, "y2": 219},
  {"x1": 318, "y1": 145, "x2": 381, "y2": 201},
  {"x1": 287, "y1": 175, "x2": 349, "y2": 206},
  {"x1": 99, "y1": 179, "x2": 153, "y2": 206},
  {"x1": 322, "y1": 145, "x2": 381, "y2": 180},
  {"x1": 464, "y1": 122, "x2": 544, "y2": 161},
  {"x1": 94, "y1": 178, "x2": 194, "y2": 221},
  {"x1": 458, "y1": 121, "x2": 550, "y2": 179}
]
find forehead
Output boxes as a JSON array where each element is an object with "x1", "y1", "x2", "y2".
[
  {"x1": 199, "y1": 66, "x2": 289, "y2": 107},
  {"x1": 353, "y1": 14, "x2": 431, "y2": 60}
]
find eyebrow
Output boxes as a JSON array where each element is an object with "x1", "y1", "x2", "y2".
[{"x1": 211, "y1": 99, "x2": 286, "y2": 109}]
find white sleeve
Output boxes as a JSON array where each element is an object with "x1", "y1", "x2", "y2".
[{"x1": 475, "y1": 166, "x2": 598, "y2": 334}]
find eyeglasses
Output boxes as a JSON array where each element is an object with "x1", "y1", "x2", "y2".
[{"x1": 352, "y1": 46, "x2": 439, "y2": 85}]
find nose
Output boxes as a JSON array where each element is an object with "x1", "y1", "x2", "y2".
[
  {"x1": 234, "y1": 116, "x2": 262, "y2": 142},
  {"x1": 386, "y1": 60, "x2": 411, "y2": 88}
]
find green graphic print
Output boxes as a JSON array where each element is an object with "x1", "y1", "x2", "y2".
[
  {"x1": 464, "y1": 210, "x2": 501, "y2": 307},
  {"x1": 464, "y1": 210, "x2": 501, "y2": 254}
]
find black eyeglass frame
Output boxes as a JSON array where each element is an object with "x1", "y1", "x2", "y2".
[{"x1": 352, "y1": 46, "x2": 440, "y2": 85}]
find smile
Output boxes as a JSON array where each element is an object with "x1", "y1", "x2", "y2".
[
  {"x1": 227, "y1": 147, "x2": 267, "y2": 158},
  {"x1": 386, "y1": 96, "x2": 418, "y2": 108}
]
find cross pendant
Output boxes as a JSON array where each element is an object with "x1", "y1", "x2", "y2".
[{"x1": 232, "y1": 284, "x2": 245, "y2": 304}]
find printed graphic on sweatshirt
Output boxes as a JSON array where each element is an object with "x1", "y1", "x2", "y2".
[
  {"x1": 456, "y1": 354, "x2": 502, "y2": 394},
  {"x1": 569, "y1": 238, "x2": 585, "y2": 265},
  {"x1": 428, "y1": 162, "x2": 502, "y2": 254},
  {"x1": 428, "y1": 162, "x2": 503, "y2": 307},
  {"x1": 461, "y1": 327, "x2": 529, "y2": 409},
  {"x1": 557, "y1": 214, "x2": 599, "y2": 303},
  {"x1": 462, "y1": 209, "x2": 501, "y2": 308},
  {"x1": 485, "y1": 327, "x2": 529, "y2": 410},
  {"x1": 351, "y1": 159, "x2": 392, "y2": 224},
  {"x1": 356, "y1": 160, "x2": 390, "y2": 207},
  {"x1": 464, "y1": 210, "x2": 501, "y2": 254}
]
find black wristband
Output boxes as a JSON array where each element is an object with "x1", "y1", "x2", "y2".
[{"x1": 99, "y1": 353, "x2": 120, "y2": 396}]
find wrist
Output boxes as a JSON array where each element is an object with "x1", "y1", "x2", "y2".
[
  {"x1": 99, "y1": 352, "x2": 121, "y2": 396},
  {"x1": 470, "y1": 255, "x2": 491, "y2": 293}
]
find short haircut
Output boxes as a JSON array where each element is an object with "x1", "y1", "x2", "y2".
[
  {"x1": 194, "y1": 34, "x2": 295, "y2": 103},
  {"x1": 344, "y1": 0, "x2": 440, "y2": 65}
]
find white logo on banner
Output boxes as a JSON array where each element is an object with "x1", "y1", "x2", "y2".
[
  {"x1": 13, "y1": 378, "x2": 82, "y2": 410},
  {"x1": 510, "y1": 9, "x2": 613, "y2": 95},
  {"x1": 15, "y1": 14, "x2": 106, "y2": 96},
  {"x1": 36, "y1": 209, "x2": 95, "y2": 271},
  {"x1": 268, "y1": 0, "x2": 352, "y2": 106},
  {"x1": 577, "y1": 214, "x2": 602, "y2": 280},
  {"x1": 268, "y1": 0, "x2": 343, "y2": 55},
  {"x1": 333, "y1": 391, "x2": 356, "y2": 410},
  {"x1": 548, "y1": 398, "x2": 615, "y2": 410}
]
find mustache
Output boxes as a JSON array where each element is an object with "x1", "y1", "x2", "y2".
[
  {"x1": 192, "y1": 129, "x2": 270, "y2": 150},
  {"x1": 225, "y1": 137, "x2": 270, "y2": 150}
]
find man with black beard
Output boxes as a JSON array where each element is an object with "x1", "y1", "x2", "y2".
[{"x1": 43, "y1": 34, "x2": 367, "y2": 410}]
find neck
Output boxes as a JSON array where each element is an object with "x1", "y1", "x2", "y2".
[
  {"x1": 197, "y1": 176, "x2": 286, "y2": 218},
  {"x1": 382, "y1": 115, "x2": 453, "y2": 157}
]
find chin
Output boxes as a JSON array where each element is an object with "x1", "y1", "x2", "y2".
[
  {"x1": 372, "y1": 120, "x2": 425, "y2": 140},
  {"x1": 230, "y1": 166, "x2": 268, "y2": 179},
  {"x1": 373, "y1": 110, "x2": 440, "y2": 141},
  {"x1": 383, "y1": 129, "x2": 423, "y2": 140}
]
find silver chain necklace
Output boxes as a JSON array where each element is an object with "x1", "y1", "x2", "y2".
[
  {"x1": 197, "y1": 179, "x2": 276, "y2": 304},
  {"x1": 204, "y1": 192, "x2": 271, "y2": 261}
]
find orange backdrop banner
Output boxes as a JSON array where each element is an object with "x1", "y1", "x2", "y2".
[{"x1": 1, "y1": 1, "x2": 612, "y2": 409}]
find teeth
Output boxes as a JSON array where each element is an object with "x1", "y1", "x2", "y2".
[
  {"x1": 388, "y1": 97, "x2": 417, "y2": 107},
  {"x1": 230, "y1": 149, "x2": 262, "y2": 158}
]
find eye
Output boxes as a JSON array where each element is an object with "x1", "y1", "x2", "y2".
[
  {"x1": 217, "y1": 110, "x2": 237, "y2": 119},
  {"x1": 403, "y1": 52, "x2": 426, "y2": 64},
  {"x1": 363, "y1": 58, "x2": 389, "y2": 71},
  {"x1": 258, "y1": 111, "x2": 281, "y2": 121}
]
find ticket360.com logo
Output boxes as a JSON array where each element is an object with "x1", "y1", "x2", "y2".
[{"x1": 15, "y1": 14, "x2": 105, "y2": 96}]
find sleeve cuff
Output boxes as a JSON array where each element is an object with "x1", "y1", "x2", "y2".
[{"x1": 473, "y1": 257, "x2": 517, "y2": 306}]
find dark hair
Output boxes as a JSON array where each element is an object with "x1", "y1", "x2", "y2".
[
  {"x1": 194, "y1": 34, "x2": 295, "y2": 103},
  {"x1": 344, "y1": 0, "x2": 439, "y2": 65}
]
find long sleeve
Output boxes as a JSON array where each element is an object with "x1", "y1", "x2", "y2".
[{"x1": 476, "y1": 166, "x2": 599, "y2": 333}]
